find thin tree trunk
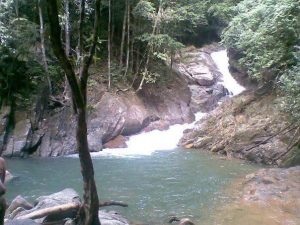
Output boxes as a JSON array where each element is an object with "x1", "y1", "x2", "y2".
[
  {"x1": 137, "y1": 2, "x2": 162, "y2": 91},
  {"x1": 15, "y1": 0, "x2": 19, "y2": 17},
  {"x1": 64, "y1": 0, "x2": 71, "y2": 57},
  {"x1": 77, "y1": 0, "x2": 85, "y2": 63},
  {"x1": 38, "y1": 0, "x2": 52, "y2": 94},
  {"x1": 119, "y1": 1, "x2": 127, "y2": 69},
  {"x1": 45, "y1": 1, "x2": 101, "y2": 225},
  {"x1": 124, "y1": 0, "x2": 130, "y2": 77},
  {"x1": 107, "y1": 0, "x2": 111, "y2": 89},
  {"x1": 76, "y1": 108, "x2": 100, "y2": 225}
]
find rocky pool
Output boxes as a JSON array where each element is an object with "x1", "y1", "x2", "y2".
[{"x1": 6, "y1": 149, "x2": 259, "y2": 224}]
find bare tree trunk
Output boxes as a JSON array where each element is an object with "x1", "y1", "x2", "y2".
[
  {"x1": 64, "y1": 0, "x2": 71, "y2": 57},
  {"x1": 45, "y1": 1, "x2": 101, "y2": 225},
  {"x1": 124, "y1": 0, "x2": 130, "y2": 77},
  {"x1": 38, "y1": 0, "x2": 52, "y2": 94},
  {"x1": 76, "y1": 108, "x2": 100, "y2": 225},
  {"x1": 77, "y1": 0, "x2": 85, "y2": 63},
  {"x1": 107, "y1": 0, "x2": 111, "y2": 89},
  {"x1": 119, "y1": 1, "x2": 127, "y2": 69},
  {"x1": 15, "y1": 0, "x2": 19, "y2": 17},
  {"x1": 137, "y1": 2, "x2": 162, "y2": 91}
]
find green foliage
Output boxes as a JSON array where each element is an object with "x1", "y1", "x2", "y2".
[
  {"x1": 280, "y1": 49, "x2": 300, "y2": 120},
  {"x1": 222, "y1": 0, "x2": 300, "y2": 80},
  {"x1": 0, "y1": 46, "x2": 42, "y2": 105}
]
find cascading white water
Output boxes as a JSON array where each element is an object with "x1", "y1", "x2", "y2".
[
  {"x1": 91, "y1": 112, "x2": 206, "y2": 157},
  {"x1": 211, "y1": 50, "x2": 245, "y2": 96},
  {"x1": 74, "y1": 49, "x2": 245, "y2": 158}
]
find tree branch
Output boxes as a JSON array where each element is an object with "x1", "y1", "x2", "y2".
[
  {"x1": 45, "y1": 1, "x2": 84, "y2": 109},
  {"x1": 80, "y1": 0, "x2": 101, "y2": 104}
]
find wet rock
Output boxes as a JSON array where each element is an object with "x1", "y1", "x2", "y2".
[
  {"x1": 142, "y1": 120, "x2": 170, "y2": 132},
  {"x1": 6, "y1": 196, "x2": 33, "y2": 218},
  {"x1": 179, "y1": 218, "x2": 195, "y2": 225},
  {"x1": 10, "y1": 189, "x2": 80, "y2": 222},
  {"x1": 103, "y1": 135, "x2": 128, "y2": 149},
  {"x1": 5, "y1": 219, "x2": 40, "y2": 225},
  {"x1": 173, "y1": 45, "x2": 227, "y2": 113},
  {"x1": 98, "y1": 210, "x2": 129, "y2": 225},
  {"x1": 3, "y1": 114, "x2": 31, "y2": 157}
]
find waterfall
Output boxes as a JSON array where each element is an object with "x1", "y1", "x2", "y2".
[
  {"x1": 90, "y1": 112, "x2": 206, "y2": 158},
  {"x1": 68, "y1": 49, "x2": 245, "y2": 158},
  {"x1": 211, "y1": 50, "x2": 245, "y2": 96}
]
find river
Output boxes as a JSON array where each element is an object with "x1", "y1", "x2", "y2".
[{"x1": 5, "y1": 50, "x2": 260, "y2": 224}]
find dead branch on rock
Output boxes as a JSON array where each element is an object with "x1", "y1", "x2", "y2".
[
  {"x1": 15, "y1": 200, "x2": 128, "y2": 221},
  {"x1": 16, "y1": 203, "x2": 80, "y2": 220}
]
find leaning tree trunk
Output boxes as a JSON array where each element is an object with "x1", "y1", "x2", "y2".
[
  {"x1": 45, "y1": 1, "x2": 101, "y2": 225},
  {"x1": 76, "y1": 108, "x2": 100, "y2": 225}
]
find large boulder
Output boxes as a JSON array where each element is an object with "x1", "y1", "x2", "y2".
[{"x1": 9, "y1": 189, "x2": 80, "y2": 223}]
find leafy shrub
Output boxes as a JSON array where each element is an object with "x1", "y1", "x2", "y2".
[{"x1": 222, "y1": 0, "x2": 300, "y2": 80}]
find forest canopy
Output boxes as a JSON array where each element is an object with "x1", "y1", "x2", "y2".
[{"x1": 0, "y1": 0, "x2": 299, "y2": 119}]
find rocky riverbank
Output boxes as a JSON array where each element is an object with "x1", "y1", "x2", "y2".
[{"x1": 179, "y1": 89, "x2": 300, "y2": 167}]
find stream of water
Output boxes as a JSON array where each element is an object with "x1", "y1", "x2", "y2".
[{"x1": 6, "y1": 50, "x2": 260, "y2": 224}]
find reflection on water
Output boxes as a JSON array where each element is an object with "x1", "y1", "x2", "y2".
[{"x1": 6, "y1": 149, "x2": 258, "y2": 224}]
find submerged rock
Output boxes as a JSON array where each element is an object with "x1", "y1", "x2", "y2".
[
  {"x1": 211, "y1": 166, "x2": 300, "y2": 225},
  {"x1": 179, "y1": 218, "x2": 195, "y2": 225}
]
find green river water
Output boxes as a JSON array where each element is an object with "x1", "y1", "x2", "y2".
[{"x1": 6, "y1": 148, "x2": 259, "y2": 224}]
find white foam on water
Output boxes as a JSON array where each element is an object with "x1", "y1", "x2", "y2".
[
  {"x1": 89, "y1": 112, "x2": 206, "y2": 158},
  {"x1": 211, "y1": 50, "x2": 245, "y2": 96}
]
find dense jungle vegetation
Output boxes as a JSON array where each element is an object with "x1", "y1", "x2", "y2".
[{"x1": 1, "y1": 0, "x2": 299, "y2": 120}]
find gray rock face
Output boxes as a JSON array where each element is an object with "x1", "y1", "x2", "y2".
[
  {"x1": 172, "y1": 45, "x2": 227, "y2": 113},
  {"x1": 2, "y1": 114, "x2": 31, "y2": 157},
  {"x1": 180, "y1": 92, "x2": 299, "y2": 166}
]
